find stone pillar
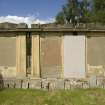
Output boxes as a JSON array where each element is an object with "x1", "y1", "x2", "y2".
[
  {"x1": 31, "y1": 35, "x2": 40, "y2": 78},
  {"x1": 61, "y1": 36, "x2": 64, "y2": 78},
  {"x1": 16, "y1": 35, "x2": 26, "y2": 78},
  {"x1": 85, "y1": 36, "x2": 88, "y2": 77}
]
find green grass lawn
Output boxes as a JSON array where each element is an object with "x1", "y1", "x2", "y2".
[{"x1": 0, "y1": 88, "x2": 105, "y2": 105}]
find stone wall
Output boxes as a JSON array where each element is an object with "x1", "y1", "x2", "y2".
[{"x1": 0, "y1": 22, "x2": 105, "y2": 89}]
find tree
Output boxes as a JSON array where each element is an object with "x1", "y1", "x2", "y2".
[
  {"x1": 56, "y1": 0, "x2": 92, "y2": 25},
  {"x1": 55, "y1": 0, "x2": 91, "y2": 24},
  {"x1": 91, "y1": 0, "x2": 105, "y2": 23},
  {"x1": 56, "y1": 0, "x2": 79, "y2": 25},
  {"x1": 56, "y1": 0, "x2": 105, "y2": 24},
  {"x1": 78, "y1": 0, "x2": 91, "y2": 23},
  {"x1": 63, "y1": 0, "x2": 79, "y2": 24},
  {"x1": 56, "y1": 12, "x2": 65, "y2": 24}
]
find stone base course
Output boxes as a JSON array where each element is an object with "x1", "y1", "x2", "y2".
[{"x1": 0, "y1": 77, "x2": 105, "y2": 90}]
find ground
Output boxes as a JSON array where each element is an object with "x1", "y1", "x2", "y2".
[{"x1": 0, "y1": 88, "x2": 105, "y2": 105}]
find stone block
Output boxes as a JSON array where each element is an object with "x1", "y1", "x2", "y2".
[
  {"x1": 89, "y1": 76, "x2": 97, "y2": 88},
  {"x1": 8, "y1": 80, "x2": 15, "y2": 88},
  {"x1": 63, "y1": 24, "x2": 73, "y2": 28},
  {"x1": 55, "y1": 79, "x2": 64, "y2": 89},
  {"x1": 49, "y1": 82, "x2": 56, "y2": 90},
  {"x1": 29, "y1": 79, "x2": 41, "y2": 89},
  {"x1": 14, "y1": 80, "x2": 22, "y2": 88},
  {"x1": 75, "y1": 82, "x2": 83, "y2": 88},
  {"x1": 17, "y1": 23, "x2": 28, "y2": 28},
  {"x1": 0, "y1": 22, "x2": 17, "y2": 29},
  {"x1": 64, "y1": 80, "x2": 71, "y2": 90},
  {"x1": 22, "y1": 79, "x2": 29, "y2": 89},
  {"x1": 41, "y1": 79, "x2": 49, "y2": 90},
  {"x1": 3, "y1": 80, "x2": 10, "y2": 88},
  {"x1": 88, "y1": 65, "x2": 104, "y2": 77},
  {"x1": 46, "y1": 78, "x2": 56, "y2": 90},
  {"x1": 31, "y1": 24, "x2": 40, "y2": 28},
  {"x1": 0, "y1": 79, "x2": 4, "y2": 88},
  {"x1": 96, "y1": 77, "x2": 104, "y2": 88},
  {"x1": 82, "y1": 82, "x2": 89, "y2": 89}
]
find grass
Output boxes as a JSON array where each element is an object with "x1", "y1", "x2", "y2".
[{"x1": 0, "y1": 88, "x2": 105, "y2": 105}]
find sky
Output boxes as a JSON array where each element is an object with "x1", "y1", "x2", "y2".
[{"x1": 0, "y1": 0, "x2": 66, "y2": 25}]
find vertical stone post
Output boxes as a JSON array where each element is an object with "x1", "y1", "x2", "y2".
[
  {"x1": 31, "y1": 35, "x2": 40, "y2": 78},
  {"x1": 85, "y1": 36, "x2": 88, "y2": 77},
  {"x1": 16, "y1": 35, "x2": 26, "y2": 78},
  {"x1": 61, "y1": 35, "x2": 64, "y2": 78}
]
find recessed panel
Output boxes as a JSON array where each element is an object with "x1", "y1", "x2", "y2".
[
  {"x1": 40, "y1": 36, "x2": 62, "y2": 78},
  {"x1": 64, "y1": 35, "x2": 86, "y2": 78}
]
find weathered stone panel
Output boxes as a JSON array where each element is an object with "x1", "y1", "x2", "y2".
[
  {"x1": 0, "y1": 37, "x2": 16, "y2": 66},
  {"x1": 87, "y1": 36, "x2": 105, "y2": 76},
  {"x1": 64, "y1": 35, "x2": 86, "y2": 78},
  {"x1": 40, "y1": 35, "x2": 62, "y2": 78},
  {"x1": 87, "y1": 36, "x2": 105, "y2": 66},
  {"x1": 0, "y1": 67, "x2": 16, "y2": 78},
  {"x1": 0, "y1": 36, "x2": 16, "y2": 78}
]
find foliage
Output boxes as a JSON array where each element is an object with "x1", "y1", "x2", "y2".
[
  {"x1": 56, "y1": 0, "x2": 91, "y2": 24},
  {"x1": 56, "y1": 11, "x2": 65, "y2": 24},
  {"x1": 56, "y1": 0, "x2": 105, "y2": 24},
  {"x1": 91, "y1": 0, "x2": 105, "y2": 23}
]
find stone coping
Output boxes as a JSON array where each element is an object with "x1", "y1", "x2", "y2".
[
  {"x1": 0, "y1": 22, "x2": 105, "y2": 29},
  {"x1": 0, "y1": 23, "x2": 105, "y2": 36}
]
